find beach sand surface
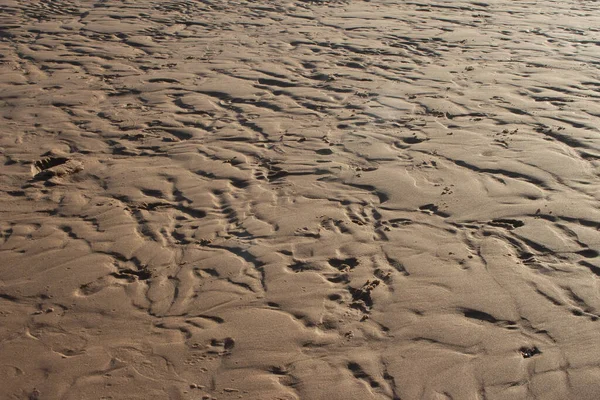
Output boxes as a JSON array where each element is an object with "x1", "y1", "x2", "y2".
[{"x1": 2, "y1": 0, "x2": 600, "y2": 399}]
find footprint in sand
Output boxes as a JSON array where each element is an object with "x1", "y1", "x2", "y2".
[{"x1": 31, "y1": 155, "x2": 83, "y2": 181}]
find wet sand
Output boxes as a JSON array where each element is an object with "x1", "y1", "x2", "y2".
[{"x1": 2, "y1": 0, "x2": 600, "y2": 399}]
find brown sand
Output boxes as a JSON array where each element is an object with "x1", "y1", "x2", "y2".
[{"x1": 2, "y1": 0, "x2": 600, "y2": 399}]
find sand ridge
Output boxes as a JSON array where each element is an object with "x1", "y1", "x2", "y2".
[{"x1": 1, "y1": 0, "x2": 600, "y2": 399}]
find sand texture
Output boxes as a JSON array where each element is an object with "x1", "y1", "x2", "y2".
[{"x1": 2, "y1": 0, "x2": 600, "y2": 399}]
